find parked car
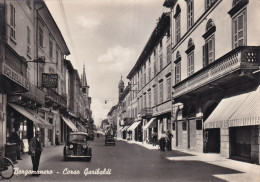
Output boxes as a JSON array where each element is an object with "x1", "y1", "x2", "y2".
[
  {"x1": 63, "y1": 132, "x2": 92, "y2": 161},
  {"x1": 105, "y1": 134, "x2": 115, "y2": 146}
]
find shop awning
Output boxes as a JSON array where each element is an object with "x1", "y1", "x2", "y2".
[
  {"x1": 77, "y1": 122, "x2": 87, "y2": 132},
  {"x1": 143, "y1": 118, "x2": 156, "y2": 130},
  {"x1": 9, "y1": 103, "x2": 52, "y2": 128},
  {"x1": 122, "y1": 125, "x2": 130, "y2": 131},
  {"x1": 117, "y1": 126, "x2": 123, "y2": 131},
  {"x1": 204, "y1": 86, "x2": 260, "y2": 129},
  {"x1": 128, "y1": 121, "x2": 141, "y2": 131},
  {"x1": 61, "y1": 117, "x2": 78, "y2": 132}
]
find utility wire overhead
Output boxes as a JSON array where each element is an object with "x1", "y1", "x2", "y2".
[{"x1": 58, "y1": 0, "x2": 80, "y2": 66}]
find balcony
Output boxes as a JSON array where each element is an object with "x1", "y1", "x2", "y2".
[
  {"x1": 173, "y1": 46, "x2": 260, "y2": 100},
  {"x1": 45, "y1": 88, "x2": 67, "y2": 109},
  {"x1": 140, "y1": 107, "x2": 153, "y2": 119},
  {"x1": 22, "y1": 83, "x2": 46, "y2": 107}
]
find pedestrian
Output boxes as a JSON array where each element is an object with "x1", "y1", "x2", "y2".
[
  {"x1": 166, "y1": 130, "x2": 173, "y2": 151},
  {"x1": 29, "y1": 131, "x2": 43, "y2": 176},
  {"x1": 10, "y1": 127, "x2": 22, "y2": 160},
  {"x1": 152, "y1": 130, "x2": 157, "y2": 146},
  {"x1": 159, "y1": 131, "x2": 167, "y2": 152},
  {"x1": 55, "y1": 131, "x2": 60, "y2": 145},
  {"x1": 203, "y1": 130, "x2": 209, "y2": 153}
]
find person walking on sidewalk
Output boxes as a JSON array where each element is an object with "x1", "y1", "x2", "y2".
[
  {"x1": 10, "y1": 127, "x2": 22, "y2": 160},
  {"x1": 159, "y1": 131, "x2": 167, "y2": 152},
  {"x1": 29, "y1": 131, "x2": 43, "y2": 176},
  {"x1": 166, "y1": 130, "x2": 173, "y2": 151},
  {"x1": 152, "y1": 130, "x2": 157, "y2": 146}
]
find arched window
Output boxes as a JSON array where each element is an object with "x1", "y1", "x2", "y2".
[
  {"x1": 202, "y1": 19, "x2": 216, "y2": 67},
  {"x1": 174, "y1": 5, "x2": 181, "y2": 44},
  {"x1": 186, "y1": 38, "x2": 195, "y2": 76},
  {"x1": 187, "y1": 0, "x2": 194, "y2": 29}
]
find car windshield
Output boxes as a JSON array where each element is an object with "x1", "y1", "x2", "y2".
[{"x1": 69, "y1": 134, "x2": 87, "y2": 142}]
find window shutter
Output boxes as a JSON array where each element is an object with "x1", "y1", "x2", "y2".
[{"x1": 203, "y1": 43, "x2": 209, "y2": 67}]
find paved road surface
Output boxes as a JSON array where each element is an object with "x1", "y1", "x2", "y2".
[{"x1": 6, "y1": 136, "x2": 258, "y2": 182}]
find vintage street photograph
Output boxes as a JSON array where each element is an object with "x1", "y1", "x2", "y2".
[{"x1": 0, "y1": 0, "x2": 260, "y2": 181}]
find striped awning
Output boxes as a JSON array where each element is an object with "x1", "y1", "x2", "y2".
[
  {"x1": 9, "y1": 103, "x2": 53, "y2": 128},
  {"x1": 128, "y1": 121, "x2": 141, "y2": 131},
  {"x1": 122, "y1": 125, "x2": 130, "y2": 131},
  {"x1": 117, "y1": 126, "x2": 123, "y2": 131},
  {"x1": 77, "y1": 122, "x2": 87, "y2": 132},
  {"x1": 204, "y1": 86, "x2": 260, "y2": 129},
  {"x1": 61, "y1": 117, "x2": 78, "y2": 132},
  {"x1": 143, "y1": 118, "x2": 156, "y2": 130}
]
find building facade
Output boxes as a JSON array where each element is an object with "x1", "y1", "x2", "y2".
[
  {"x1": 0, "y1": 0, "x2": 92, "y2": 160},
  {"x1": 164, "y1": 0, "x2": 260, "y2": 163},
  {"x1": 127, "y1": 12, "x2": 173, "y2": 143}
]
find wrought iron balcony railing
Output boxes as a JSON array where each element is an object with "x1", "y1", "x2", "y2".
[
  {"x1": 45, "y1": 88, "x2": 67, "y2": 108},
  {"x1": 23, "y1": 83, "x2": 45, "y2": 106},
  {"x1": 173, "y1": 46, "x2": 260, "y2": 99}
]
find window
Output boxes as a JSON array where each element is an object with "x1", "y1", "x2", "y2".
[
  {"x1": 144, "y1": 72, "x2": 146, "y2": 85},
  {"x1": 56, "y1": 49, "x2": 59, "y2": 64},
  {"x1": 167, "y1": 45, "x2": 171, "y2": 64},
  {"x1": 153, "y1": 85, "x2": 157, "y2": 106},
  {"x1": 159, "y1": 40, "x2": 163, "y2": 49},
  {"x1": 49, "y1": 36, "x2": 53, "y2": 58},
  {"x1": 39, "y1": 27, "x2": 43, "y2": 48},
  {"x1": 159, "y1": 54, "x2": 163, "y2": 71},
  {"x1": 175, "y1": 15, "x2": 181, "y2": 43},
  {"x1": 202, "y1": 19, "x2": 216, "y2": 67},
  {"x1": 207, "y1": 36, "x2": 214, "y2": 64},
  {"x1": 175, "y1": 62, "x2": 181, "y2": 84},
  {"x1": 10, "y1": 4, "x2": 16, "y2": 39},
  {"x1": 153, "y1": 62, "x2": 156, "y2": 76},
  {"x1": 148, "y1": 91, "x2": 151, "y2": 107},
  {"x1": 182, "y1": 121, "x2": 187, "y2": 131},
  {"x1": 205, "y1": 0, "x2": 217, "y2": 9},
  {"x1": 196, "y1": 120, "x2": 202, "y2": 130},
  {"x1": 232, "y1": 10, "x2": 246, "y2": 48},
  {"x1": 187, "y1": 52, "x2": 194, "y2": 76},
  {"x1": 167, "y1": 76, "x2": 171, "y2": 100},
  {"x1": 159, "y1": 81, "x2": 163, "y2": 103},
  {"x1": 148, "y1": 67, "x2": 151, "y2": 81},
  {"x1": 27, "y1": 26, "x2": 31, "y2": 55},
  {"x1": 174, "y1": 5, "x2": 181, "y2": 44},
  {"x1": 172, "y1": 122, "x2": 176, "y2": 131},
  {"x1": 187, "y1": 0, "x2": 194, "y2": 29},
  {"x1": 143, "y1": 94, "x2": 146, "y2": 108}
]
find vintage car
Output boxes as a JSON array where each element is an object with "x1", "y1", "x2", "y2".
[
  {"x1": 105, "y1": 134, "x2": 115, "y2": 146},
  {"x1": 88, "y1": 132, "x2": 94, "y2": 141},
  {"x1": 63, "y1": 132, "x2": 92, "y2": 161}
]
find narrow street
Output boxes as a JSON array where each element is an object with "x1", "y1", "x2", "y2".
[{"x1": 6, "y1": 136, "x2": 259, "y2": 182}]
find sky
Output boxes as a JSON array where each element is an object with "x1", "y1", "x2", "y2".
[{"x1": 45, "y1": 0, "x2": 168, "y2": 127}]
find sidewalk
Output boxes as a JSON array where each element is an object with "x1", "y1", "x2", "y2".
[{"x1": 117, "y1": 138, "x2": 260, "y2": 182}]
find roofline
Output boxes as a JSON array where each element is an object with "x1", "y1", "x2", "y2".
[
  {"x1": 37, "y1": 0, "x2": 70, "y2": 55},
  {"x1": 127, "y1": 12, "x2": 171, "y2": 79}
]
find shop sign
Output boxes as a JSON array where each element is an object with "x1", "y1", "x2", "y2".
[
  {"x1": 42, "y1": 73, "x2": 58, "y2": 88},
  {"x1": 2, "y1": 63, "x2": 30, "y2": 90}
]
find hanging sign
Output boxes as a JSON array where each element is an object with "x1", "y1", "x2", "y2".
[{"x1": 42, "y1": 73, "x2": 58, "y2": 88}]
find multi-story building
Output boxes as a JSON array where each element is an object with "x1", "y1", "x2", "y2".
[
  {"x1": 164, "y1": 0, "x2": 260, "y2": 164},
  {"x1": 0, "y1": 0, "x2": 92, "y2": 160},
  {"x1": 127, "y1": 12, "x2": 172, "y2": 143}
]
